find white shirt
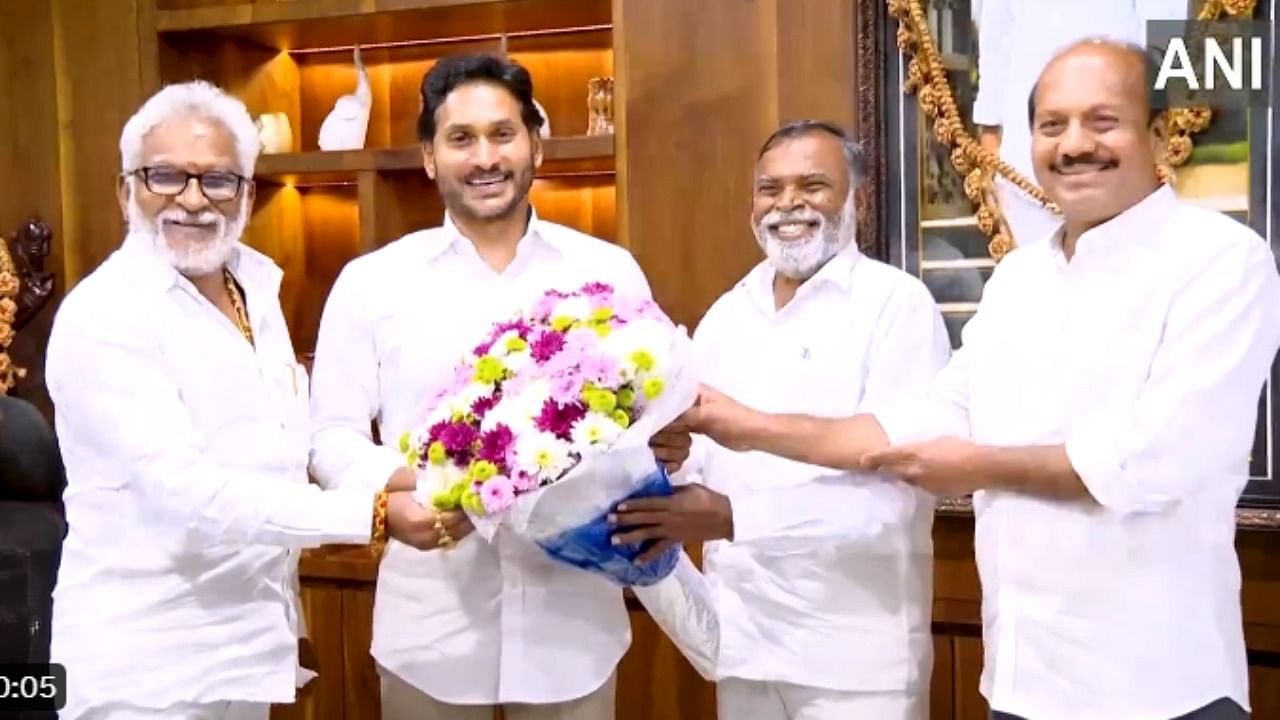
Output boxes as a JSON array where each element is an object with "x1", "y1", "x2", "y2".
[
  {"x1": 46, "y1": 236, "x2": 377, "y2": 717},
  {"x1": 308, "y1": 210, "x2": 653, "y2": 704},
  {"x1": 876, "y1": 186, "x2": 1280, "y2": 719},
  {"x1": 687, "y1": 246, "x2": 952, "y2": 693},
  {"x1": 974, "y1": 0, "x2": 1188, "y2": 197}
]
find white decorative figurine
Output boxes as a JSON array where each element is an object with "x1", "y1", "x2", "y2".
[
  {"x1": 255, "y1": 112, "x2": 293, "y2": 154},
  {"x1": 318, "y1": 44, "x2": 371, "y2": 151}
]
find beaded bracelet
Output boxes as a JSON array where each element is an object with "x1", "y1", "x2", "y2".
[{"x1": 370, "y1": 489, "x2": 390, "y2": 559}]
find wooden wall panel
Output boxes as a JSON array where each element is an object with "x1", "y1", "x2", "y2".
[
  {"x1": 50, "y1": 0, "x2": 146, "y2": 285},
  {"x1": 614, "y1": 0, "x2": 776, "y2": 330},
  {"x1": 614, "y1": 0, "x2": 858, "y2": 330},
  {"x1": 0, "y1": 0, "x2": 63, "y2": 411}
]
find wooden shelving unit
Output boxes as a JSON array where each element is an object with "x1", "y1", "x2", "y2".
[
  {"x1": 149, "y1": 0, "x2": 619, "y2": 354},
  {"x1": 254, "y1": 133, "x2": 614, "y2": 185}
]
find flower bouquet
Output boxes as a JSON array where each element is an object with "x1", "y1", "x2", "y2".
[{"x1": 399, "y1": 281, "x2": 699, "y2": 587}]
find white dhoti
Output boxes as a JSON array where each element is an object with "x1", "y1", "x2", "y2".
[
  {"x1": 77, "y1": 701, "x2": 271, "y2": 720},
  {"x1": 380, "y1": 669, "x2": 616, "y2": 720},
  {"x1": 717, "y1": 678, "x2": 927, "y2": 720}
]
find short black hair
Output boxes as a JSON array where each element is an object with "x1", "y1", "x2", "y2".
[
  {"x1": 417, "y1": 53, "x2": 544, "y2": 142},
  {"x1": 757, "y1": 120, "x2": 868, "y2": 187},
  {"x1": 1026, "y1": 39, "x2": 1164, "y2": 128}
]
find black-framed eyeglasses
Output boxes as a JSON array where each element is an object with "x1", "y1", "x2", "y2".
[{"x1": 127, "y1": 166, "x2": 247, "y2": 202}]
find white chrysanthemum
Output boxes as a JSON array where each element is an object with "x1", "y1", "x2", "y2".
[
  {"x1": 553, "y1": 295, "x2": 593, "y2": 322},
  {"x1": 505, "y1": 348, "x2": 532, "y2": 373},
  {"x1": 601, "y1": 319, "x2": 671, "y2": 379},
  {"x1": 570, "y1": 411, "x2": 624, "y2": 453},
  {"x1": 489, "y1": 330, "x2": 520, "y2": 357},
  {"x1": 412, "y1": 462, "x2": 467, "y2": 505},
  {"x1": 481, "y1": 378, "x2": 549, "y2": 434},
  {"x1": 514, "y1": 431, "x2": 575, "y2": 482},
  {"x1": 440, "y1": 381, "x2": 492, "y2": 419}
]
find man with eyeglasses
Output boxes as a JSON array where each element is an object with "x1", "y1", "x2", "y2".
[{"x1": 44, "y1": 81, "x2": 445, "y2": 720}]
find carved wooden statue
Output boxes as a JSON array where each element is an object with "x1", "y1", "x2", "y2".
[{"x1": 10, "y1": 219, "x2": 54, "y2": 332}]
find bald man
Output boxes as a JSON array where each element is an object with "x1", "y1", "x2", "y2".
[{"x1": 679, "y1": 40, "x2": 1279, "y2": 720}]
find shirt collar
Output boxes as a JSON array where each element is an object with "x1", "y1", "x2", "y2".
[
  {"x1": 745, "y1": 242, "x2": 864, "y2": 315},
  {"x1": 428, "y1": 205, "x2": 561, "y2": 264},
  {"x1": 1053, "y1": 184, "x2": 1177, "y2": 261},
  {"x1": 120, "y1": 232, "x2": 283, "y2": 296}
]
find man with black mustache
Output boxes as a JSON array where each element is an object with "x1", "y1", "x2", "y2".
[
  {"x1": 307, "y1": 53, "x2": 688, "y2": 720},
  {"x1": 677, "y1": 40, "x2": 1280, "y2": 720}
]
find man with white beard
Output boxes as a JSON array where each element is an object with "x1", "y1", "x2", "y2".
[
  {"x1": 610, "y1": 120, "x2": 951, "y2": 719},
  {"x1": 44, "y1": 80, "x2": 442, "y2": 720}
]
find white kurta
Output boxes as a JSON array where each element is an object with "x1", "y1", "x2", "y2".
[
  {"x1": 877, "y1": 186, "x2": 1280, "y2": 720},
  {"x1": 46, "y1": 236, "x2": 377, "y2": 719},
  {"x1": 307, "y1": 210, "x2": 653, "y2": 705},
  {"x1": 686, "y1": 245, "x2": 951, "y2": 704}
]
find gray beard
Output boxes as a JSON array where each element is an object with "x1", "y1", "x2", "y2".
[
  {"x1": 753, "y1": 192, "x2": 856, "y2": 280},
  {"x1": 126, "y1": 192, "x2": 247, "y2": 276}
]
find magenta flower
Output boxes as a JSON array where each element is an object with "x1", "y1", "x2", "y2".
[
  {"x1": 480, "y1": 475, "x2": 516, "y2": 513},
  {"x1": 438, "y1": 421, "x2": 479, "y2": 464},
  {"x1": 530, "y1": 329, "x2": 566, "y2": 363},
  {"x1": 535, "y1": 399, "x2": 587, "y2": 440},
  {"x1": 478, "y1": 424, "x2": 515, "y2": 473},
  {"x1": 471, "y1": 394, "x2": 498, "y2": 421}
]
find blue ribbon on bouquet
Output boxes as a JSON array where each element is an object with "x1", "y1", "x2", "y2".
[{"x1": 535, "y1": 464, "x2": 681, "y2": 587}]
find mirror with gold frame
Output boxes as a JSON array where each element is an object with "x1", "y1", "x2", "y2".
[{"x1": 871, "y1": 0, "x2": 1278, "y2": 514}]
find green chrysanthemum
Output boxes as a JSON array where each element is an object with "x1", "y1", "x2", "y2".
[
  {"x1": 427, "y1": 440, "x2": 447, "y2": 466},
  {"x1": 617, "y1": 387, "x2": 636, "y2": 408},
  {"x1": 586, "y1": 389, "x2": 618, "y2": 414},
  {"x1": 642, "y1": 376, "x2": 664, "y2": 400},
  {"x1": 473, "y1": 355, "x2": 506, "y2": 384}
]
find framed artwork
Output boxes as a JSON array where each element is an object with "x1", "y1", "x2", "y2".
[{"x1": 858, "y1": 0, "x2": 1280, "y2": 522}]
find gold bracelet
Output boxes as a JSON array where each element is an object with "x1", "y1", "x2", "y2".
[
  {"x1": 434, "y1": 515, "x2": 455, "y2": 551},
  {"x1": 370, "y1": 489, "x2": 390, "y2": 559}
]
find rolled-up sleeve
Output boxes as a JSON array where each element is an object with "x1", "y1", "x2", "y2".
[
  {"x1": 45, "y1": 310, "x2": 376, "y2": 548},
  {"x1": 1065, "y1": 239, "x2": 1280, "y2": 515},
  {"x1": 308, "y1": 263, "x2": 405, "y2": 492}
]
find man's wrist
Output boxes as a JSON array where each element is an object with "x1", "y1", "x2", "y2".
[{"x1": 739, "y1": 408, "x2": 774, "y2": 453}]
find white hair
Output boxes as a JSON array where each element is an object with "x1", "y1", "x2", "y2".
[{"x1": 119, "y1": 80, "x2": 260, "y2": 176}]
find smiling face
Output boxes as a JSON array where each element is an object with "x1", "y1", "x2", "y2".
[
  {"x1": 1030, "y1": 43, "x2": 1164, "y2": 233},
  {"x1": 423, "y1": 80, "x2": 541, "y2": 223},
  {"x1": 750, "y1": 132, "x2": 855, "y2": 280},
  {"x1": 117, "y1": 114, "x2": 252, "y2": 276}
]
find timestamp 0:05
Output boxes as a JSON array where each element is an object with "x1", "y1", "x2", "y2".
[{"x1": 0, "y1": 663, "x2": 66, "y2": 711}]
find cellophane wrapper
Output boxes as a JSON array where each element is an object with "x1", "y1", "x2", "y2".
[{"x1": 631, "y1": 550, "x2": 721, "y2": 679}]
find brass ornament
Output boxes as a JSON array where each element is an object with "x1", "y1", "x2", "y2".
[{"x1": 0, "y1": 239, "x2": 22, "y2": 394}]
